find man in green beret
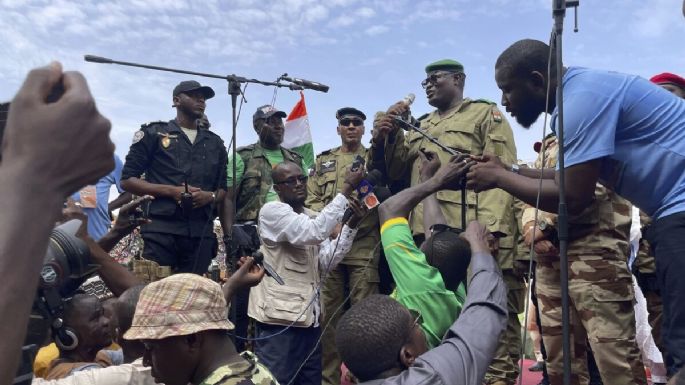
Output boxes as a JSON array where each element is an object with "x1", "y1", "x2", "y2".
[
  {"x1": 306, "y1": 107, "x2": 381, "y2": 385},
  {"x1": 371, "y1": 59, "x2": 524, "y2": 385}
]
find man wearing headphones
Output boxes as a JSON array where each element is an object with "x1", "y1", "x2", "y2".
[{"x1": 44, "y1": 294, "x2": 123, "y2": 379}]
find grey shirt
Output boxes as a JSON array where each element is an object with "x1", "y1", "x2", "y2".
[{"x1": 359, "y1": 251, "x2": 508, "y2": 385}]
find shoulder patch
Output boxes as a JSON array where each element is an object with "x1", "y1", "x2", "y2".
[
  {"x1": 319, "y1": 159, "x2": 336, "y2": 174},
  {"x1": 132, "y1": 130, "x2": 144, "y2": 144},
  {"x1": 491, "y1": 108, "x2": 503, "y2": 123}
]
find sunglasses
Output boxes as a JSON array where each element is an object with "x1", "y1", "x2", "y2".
[
  {"x1": 274, "y1": 175, "x2": 308, "y2": 187},
  {"x1": 421, "y1": 71, "x2": 461, "y2": 89},
  {"x1": 339, "y1": 118, "x2": 364, "y2": 127}
]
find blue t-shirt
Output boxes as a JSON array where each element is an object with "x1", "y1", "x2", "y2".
[
  {"x1": 71, "y1": 155, "x2": 124, "y2": 240},
  {"x1": 551, "y1": 67, "x2": 685, "y2": 219}
]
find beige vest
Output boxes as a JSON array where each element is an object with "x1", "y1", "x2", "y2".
[{"x1": 248, "y1": 208, "x2": 321, "y2": 327}]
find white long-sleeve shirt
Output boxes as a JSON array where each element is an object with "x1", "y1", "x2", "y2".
[{"x1": 258, "y1": 193, "x2": 358, "y2": 326}]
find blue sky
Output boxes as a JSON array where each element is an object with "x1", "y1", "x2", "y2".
[{"x1": 1, "y1": 0, "x2": 684, "y2": 164}]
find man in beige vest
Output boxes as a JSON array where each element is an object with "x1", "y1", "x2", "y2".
[{"x1": 248, "y1": 161, "x2": 364, "y2": 385}]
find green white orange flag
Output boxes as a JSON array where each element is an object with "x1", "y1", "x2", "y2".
[{"x1": 283, "y1": 91, "x2": 314, "y2": 171}]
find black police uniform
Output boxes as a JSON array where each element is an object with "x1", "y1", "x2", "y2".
[{"x1": 121, "y1": 119, "x2": 228, "y2": 274}]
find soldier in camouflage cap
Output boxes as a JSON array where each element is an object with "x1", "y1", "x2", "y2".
[
  {"x1": 124, "y1": 273, "x2": 279, "y2": 385},
  {"x1": 306, "y1": 106, "x2": 381, "y2": 385},
  {"x1": 517, "y1": 135, "x2": 646, "y2": 384},
  {"x1": 371, "y1": 58, "x2": 522, "y2": 385}
]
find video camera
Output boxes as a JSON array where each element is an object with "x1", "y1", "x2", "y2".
[{"x1": 14, "y1": 220, "x2": 98, "y2": 385}]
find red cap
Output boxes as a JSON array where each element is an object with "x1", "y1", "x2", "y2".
[{"x1": 650, "y1": 72, "x2": 685, "y2": 89}]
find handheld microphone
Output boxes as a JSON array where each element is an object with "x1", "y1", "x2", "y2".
[
  {"x1": 402, "y1": 93, "x2": 415, "y2": 107},
  {"x1": 252, "y1": 250, "x2": 285, "y2": 285},
  {"x1": 341, "y1": 170, "x2": 384, "y2": 223},
  {"x1": 280, "y1": 75, "x2": 330, "y2": 93}
]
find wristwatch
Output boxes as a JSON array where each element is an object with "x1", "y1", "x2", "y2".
[
  {"x1": 510, "y1": 163, "x2": 520, "y2": 174},
  {"x1": 211, "y1": 191, "x2": 216, "y2": 202},
  {"x1": 538, "y1": 220, "x2": 549, "y2": 231}
]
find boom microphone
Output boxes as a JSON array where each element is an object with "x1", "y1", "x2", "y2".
[
  {"x1": 280, "y1": 75, "x2": 330, "y2": 93},
  {"x1": 252, "y1": 250, "x2": 285, "y2": 285}
]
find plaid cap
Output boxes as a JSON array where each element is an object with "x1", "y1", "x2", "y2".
[
  {"x1": 123, "y1": 274, "x2": 234, "y2": 340},
  {"x1": 253, "y1": 104, "x2": 287, "y2": 121}
]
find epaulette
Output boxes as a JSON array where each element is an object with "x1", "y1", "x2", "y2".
[
  {"x1": 139, "y1": 120, "x2": 167, "y2": 131},
  {"x1": 284, "y1": 147, "x2": 303, "y2": 159},
  {"x1": 237, "y1": 143, "x2": 257, "y2": 153},
  {"x1": 472, "y1": 98, "x2": 496, "y2": 105},
  {"x1": 316, "y1": 147, "x2": 339, "y2": 158},
  {"x1": 417, "y1": 113, "x2": 430, "y2": 121}
]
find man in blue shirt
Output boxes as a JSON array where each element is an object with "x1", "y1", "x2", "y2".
[
  {"x1": 71, "y1": 155, "x2": 126, "y2": 240},
  {"x1": 466, "y1": 39, "x2": 685, "y2": 377}
]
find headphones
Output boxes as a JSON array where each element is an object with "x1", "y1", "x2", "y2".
[{"x1": 53, "y1": 317, "x2": 79, "y2": 351}]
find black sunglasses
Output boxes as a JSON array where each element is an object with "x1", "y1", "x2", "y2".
[
  {"x1": 274, "y1": 175, "x2": 308, "y2": 187},
  {"x1": 421, "y1": 71, "x2": 461, "y2": 89},
  {"x1": 339, "y1": 118, "x2": 364, "y2": 127}
]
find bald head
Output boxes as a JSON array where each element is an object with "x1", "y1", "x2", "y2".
[
  {"x1": 271, "y1": 161, "x2": 307, "y2": 207},
  {"x1": 271, "y1": 161, "x2": 302, "y2": 182}
]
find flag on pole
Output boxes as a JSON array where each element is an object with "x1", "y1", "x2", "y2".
[{"x1": 283, "y1": 91, "x2": 315, "y2": 171}]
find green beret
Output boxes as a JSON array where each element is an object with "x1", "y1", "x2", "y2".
[
  {"x1": 425, "y1": 59, "x2": 464, "y2": 74},
  {"x1": 336, "y1": 107, "x2": 366, "y2": 120}
]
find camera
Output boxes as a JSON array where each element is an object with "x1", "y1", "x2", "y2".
[{"x1": 15, "y1": 219, "x2": 97, "y2": 385}]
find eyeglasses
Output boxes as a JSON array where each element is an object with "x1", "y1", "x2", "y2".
[
  {"x1": 408, "y1": 308, "x2": 423, "y2": 329},
  {"x1": 274, "y1": 175, "x2": 308, "y2": 187},
  {"x1": 339, "y1": 118, "x2": 364, "y2": 127},
  {"x1": 421, "y1": 71, "x2": 461, "y2": 89}
]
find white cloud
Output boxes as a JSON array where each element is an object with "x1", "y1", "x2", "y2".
[{"x1": 365, "y1": 25, "x2": 389, "y2": 36}]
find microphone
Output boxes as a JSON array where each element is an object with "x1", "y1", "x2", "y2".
[
  {"x1": 341, "y1": 170, "x2": 384, "y2": 223},
  {"x1": 402, "y1": 93, "x2": 415, "y2": 107},
  {"x1": 84, "y1": 55, "x2": 113, "y2": 64},
  {"x1": 280, "y1": 75, "x2": 330, "y2": 93},
  {"x1": 252, "y1": 250, "x2": 285, "y2": 285}
]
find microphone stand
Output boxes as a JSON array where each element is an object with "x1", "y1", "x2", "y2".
[
  {"x1": 551, "y1": 2, "x2": 579, "y2": 384},
  {"x1": 393, "y1": 116, "x2": 467, "y2": 230},
  {"x1": 83, "y1": 55, "x2": 323, "y2": 343}
]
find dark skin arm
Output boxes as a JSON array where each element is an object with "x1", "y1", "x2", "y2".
[
  {"x1": 108, "y1": 191, "x2": 132, "y2": 212},
  {"x1": 466, "y1": 153, "x2": 600, "y2": 215},
  {"x1": 219, "y1": 186, "x2": 236, "y2": 241},
  {"x1": 418, "y1": 150, "x2": 449, "y2": 241},
  {"x1": 378, "y1": 155, "x2": 474, "y2": 224},
  {"x1": 98, "y1": 195, "x2": 154, "y2": 252},
  {"x1": 222, "y1": 256, "x2": 265, "y2": 303}
]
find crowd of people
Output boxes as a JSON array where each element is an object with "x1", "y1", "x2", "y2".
[{"x1": 1, "y1": 34, "x2": 685, "y2": 385}]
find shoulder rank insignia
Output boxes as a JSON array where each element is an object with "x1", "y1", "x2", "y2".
[
  {"x1": 319, "y1": 159, "x2": 336, "y2": 174},
  {"x1": 492, "y1": 109, "x2": 503, "y2": 123},
  {"x1": 132, "y1": 130, "x2": 144, "y2": 144}
]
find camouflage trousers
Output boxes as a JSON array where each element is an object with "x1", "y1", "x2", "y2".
[
  {"x1": 321, "y1": 263, "x2": 379, "y2": 385},
  {"x1": 536, "y1": 254, "x2": 647, "y2": 385},
  {"x1": 484, "y1": 270, "x2": 525, "y2": 385}
]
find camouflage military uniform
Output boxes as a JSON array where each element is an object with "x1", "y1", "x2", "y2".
[
  {"x1": 633, "y1": 212, "x2": 664, "y2": 353},
  {"x1": 233, "y1": 143, "x2": 303, "y2": 222},
  {"x1": 373, "y1": 98, "x2": 523, "y2": 384},
  {"x1": 200, "y1": 350, "x2": 278, "y2": 385},
  {"x1": 306, "y1": 146, "x2": 380, "y2": 385},
  {"x1": 522, "y1": 135, "x2": 646, "y2": 385}
]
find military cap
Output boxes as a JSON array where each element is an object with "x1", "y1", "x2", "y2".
[
  {"x1": 253, "y1": 104, "x2": 287, "y2": 121},
  {"x1": 336, "y1": 107, "x2": 366, "y2": 121},
  {"x1": 650, "y1": 72, "x2": 685, "y2": 89},
  {"x1": 425, "y1": 59, "x2": 464, "y2": 74},
  {"x1": 173, "y1": 80, "x2": 215, "y2": 99}
]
